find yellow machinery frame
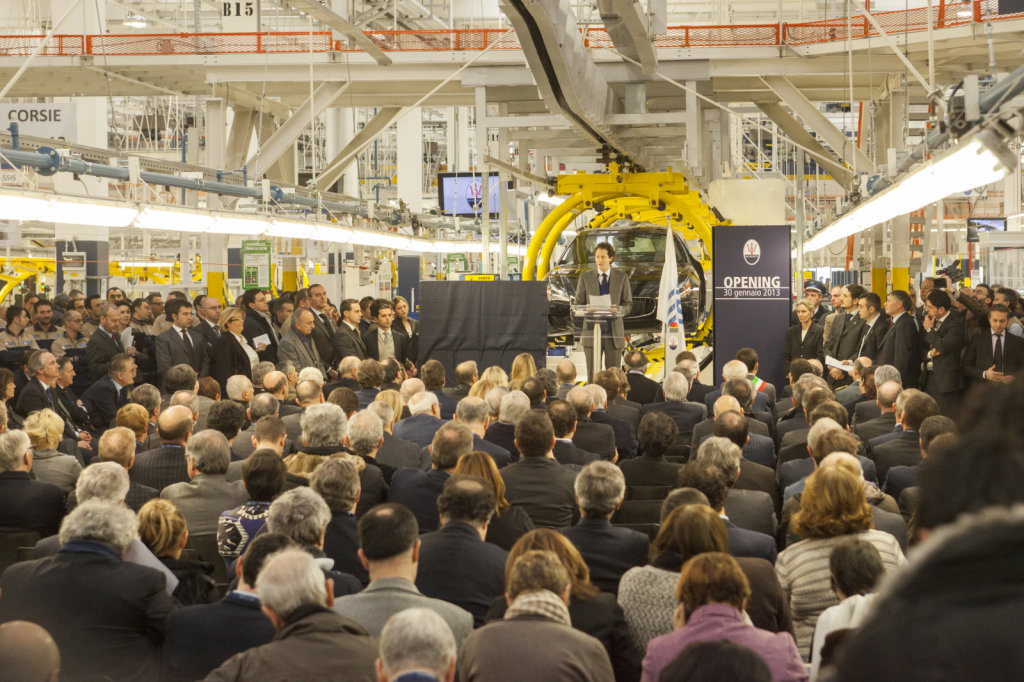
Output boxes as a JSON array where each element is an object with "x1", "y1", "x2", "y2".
[{"x1": 523, "y1": 164, "x2": 726, "y2": 351}]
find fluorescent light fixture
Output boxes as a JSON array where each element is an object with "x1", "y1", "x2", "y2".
[
  {"x1": 212, "y1": 215, "x2": 268, "y2": 235},
  {"x1": 123, "y1": 15, "x2": 147, "y2": 28},
  {"x1": 267, "y1": 219, "x2": 315, "y2": 240},
  {"x1": 117, "y1": 261, "x2": 175, "y2": 268},
  {"x1": 350, "y1": 230, "x2": 412, "y2": 250},
  {"x1": 804, "y1": 129, "x2": 1014, "y2": 252},
  {"x1": 0, "y1": 193, "x2": 48, "y2": 221},
  {"x1": 135, "y1": 206, "x2": 215, "y2": 232},
  {"x1": 41, "y1": 199, "x2": 138, "y2": 227},
  {"x1": 312, "y1": 225, "x2": 353, "y2": 242}
]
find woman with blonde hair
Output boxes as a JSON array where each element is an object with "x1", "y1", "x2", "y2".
[
  {"x1": 487, "y1": 528, "x2": 640, "y2": 680},
  {"x1": 454, "y1": 451, "x2": 533, "y2": 550},
  {"x1": 24, "y1": 408, "x2": 80, "y2": 492},
  {"x1": 137, "y1": 499, "x2": 218, "y2": 606},
  {"x1": 775, "y1": 465, "x2": 906, "y2": 659},
  {"x1": 374, "y1": 389, "x2": 403, "y2": 428},
  {"x1": 467, "y1": 378, "x2": 495, "y2": 400},
  {"x1": 480, "y1": 365, "x2": 509, "y2": 388},
  {"x1": 782, "y1": 298, "x2": 825, "y2": 373},
  {"x1": 507, "y1": 353, "x2": 537, "y2": 391},
  {"x1": 116, "y1": 403, "x2": 150, "y2": 451}
]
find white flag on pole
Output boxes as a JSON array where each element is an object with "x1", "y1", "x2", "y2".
[{"x1": 657, "y1": 222, "x2": 681, "y2": 329}]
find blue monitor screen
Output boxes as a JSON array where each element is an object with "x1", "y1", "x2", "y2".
[{"x1": 438, "y1": 172, "x2": 502, "y2": 218}]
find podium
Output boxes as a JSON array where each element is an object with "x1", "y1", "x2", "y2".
[{"x1": 572, "y1": 304, "x2": 625, "y2": 378}]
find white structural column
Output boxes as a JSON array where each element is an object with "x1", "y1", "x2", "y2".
[
  {"x1": 475, "y1": 88, "x2": 491, "y2": 272},
  {"x1": 326, "y1": 108, "x2": 360, "y2": 196},
  {"x1": 396, "y1": 108, "x2": 423, "y2": 213}
]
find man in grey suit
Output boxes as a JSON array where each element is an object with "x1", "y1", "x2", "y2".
[
  {"x1": 576, "y1": 241, "x2": 632, "y2": 380},
  {"x1": 160, "y1": 430, "x2": 249, "y2": 534},
  {"x1": 332, "y1": 503, "x2": 473, "y2": 647},
  {"x1": 155, "y1": 299, "x2": 209, "y2": 378},
  {"x1": 278, "y1": 309, "x2": 329, "y2": 377}
]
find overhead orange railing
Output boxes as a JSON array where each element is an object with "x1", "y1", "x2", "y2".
[{"x1": 0, "y1": 1, "x2": 1018, "y2": 57}]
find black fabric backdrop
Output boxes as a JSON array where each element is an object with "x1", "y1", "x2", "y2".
[{"x1": 416, "y1": 281, "x2": 548, "y2": 381}]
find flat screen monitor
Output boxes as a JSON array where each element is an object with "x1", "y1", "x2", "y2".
[
  {"x1": 967, "y1": 217, "x2": 1006, "y2": 232},
  {"x1": 437, "y1": 172, "x2": 505, "y2": 218}
]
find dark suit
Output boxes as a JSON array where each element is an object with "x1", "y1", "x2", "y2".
[
  {"x1": 641, "y1": 400, "x2": 706, "y2": 443},
  {"x1": 192, "y1": 319, "x2": 220, "y2": 353},
  {"x1": 782, "y1": 322, "x2": 825, "y2": 372},
  {"x1": 871, "y1": 430, "x2": 922, "y2": 486},
  {"x1": 501, "y1": 457, "x2": 578, "y2": 528},
  {"x1": 0, "y1": 471, "x2": 65, "y2": 536},
  {"x1": 0, "y1": 542, "x2": 172, "y2": 682},
  {"x1": 779, "y1": 456, "x2": 878, "y2": 494},
  {"x1": 387, "y1": 467, "x2": 451, "y2": 532},
  {"x1": 733, "y1": 460, "x2": 781, "y2": 516},
  {"x1": 81, "y1": 376, "x2": 129, "y2": 430},
  {"x1": 576, "y1": 267, "x2": 632, "y2": 379},
  {"x1": 15, "y1": 378, "x2": 56, "y2": 418},
  {"x1": 876, "y1": 313, "x2": 922, "y2": 388},
  {"x1": 85, "y1": 326, "x2": 126, "y2": 381},
  {"x1": 687, "y1": 379, "x2": 715, "y2": 405},
  {"x1": 572, "y1": 418, "x2": 617, "y2": 460},
  {"x1": 333, "y1": 322, "x2": 368, "y2": 360},
  {"x1": 471, "y1": 434, "x2": 512, "y2": 468},
  {"x1": 883, "y1": 464, "x2": 920, "y2": 502},
  {"x1": 363, "y1": 327, "x2": 412, "y2": 366},
  {"x1": 606, "y1": 401, "x2": 640, "y2": 438},
  {"x1": 825, "y1": 312, "x2": 866, "y2": 362},
  {"x1": 920, "y1": 310, "x2": 965, "y2": 413},
  {"x1": 703, "y1": 387, "x2": 773, "y2": 415},
  {"x1": 552, "y1": 439, "x2": 598, "y2": 467},
  {"x1": 725, "y1": 519, "x2": 777, "y2": 564},
  {"x1": 483, "y1": 421, "x2": 519, "y2": 461},
  {"x1": 242, "y1": 311, "x2": 278, "y2": 363},
  {"x1": 962, "y1": 328, "x2": 1024, "y2": 384},
  {"x1": 591, "y1": 409, "x2": 637, "y2": 459},
  {"x1": 742, "y1": 433, "x2": 777, "y2": 469},
  {"x1": 161, "y1": 591, "x2": 276, "y2": 682},
  {"x1": 155, "y1": 326, "x2": 210, "y2": 377},
  {"x1": 323, "y1": 511, "x2": 367, "y2": 585},
  {"x1": 309, "y1": 310, "x2": 337, "y2": 369},
  {"x1": 724, "y1": 489, "x2": 777, "y2": 538},
  {"x1": 560, "y1": 518, "x2": 649, "y2": 594},
  {"x1": 857, "y1": 315, "x2": 889, "y2": 361},
  {"x1": 430, "y1": 389, "x2": 458, "y2": 421},
  {"x1": 854, "y1": 400, "x2": 881, "y2": 425},
  {"x1": 625, "y1": 371, "x2": 661, "y2": 405},
  {"x1": 210, "y1": 333, "x2": 254, "y2": 395},
  {"x1": 619, "y1": 455, "x2": 681, "y2": 487},
  {"x1": 355, "y1": 387, "x2": 380, "y2": 409},
  {"x1": 131, "y1": 443, "x2": 189, "y2": 491},
  {"x1": 376, "y1": 432, "x2": 426, "y2": 469},
  {"x1": 854, "y1": 411, "x2": 897, "y2": 443},
  {"x1": 690, "y1": 416, "x2": 770, "y2": 454},
  {"x1": 393, "y1": 414, "x2": 445, "y2": 449},
  {"x1": 416, "y1": 520, "x2": 509, "y2": 627},
  {"x1": 125, "y1": 480, "x2": 159, "y2": 512}
]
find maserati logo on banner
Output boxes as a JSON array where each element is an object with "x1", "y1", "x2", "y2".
[{"x1": 743, "y1": 239, "x2": 761, "y2": 265}]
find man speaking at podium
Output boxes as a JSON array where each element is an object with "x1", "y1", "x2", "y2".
[{"x1": 576, "y1": 242, "x2": 632, "y2": 381}]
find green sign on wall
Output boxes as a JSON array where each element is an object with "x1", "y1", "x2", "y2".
[{"x1": 241, "y1": 240, "x2": 271, "y2": 290}]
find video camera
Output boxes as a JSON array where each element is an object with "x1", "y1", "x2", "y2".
[{"x1": 936, "y1": 261, "x2": 966, "y2": 285}]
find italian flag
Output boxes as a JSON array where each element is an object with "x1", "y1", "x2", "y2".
[{"x1": 751, "y1": 376, "x2": 768, "y2": 393}]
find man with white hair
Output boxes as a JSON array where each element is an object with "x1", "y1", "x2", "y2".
[
  {"x1": 393, "y1": 390, "x2": 445, "y2": 449},
  {"x1": 342, "y1": 409, "x2": 390, "y2": 516},
  {"x1": 854, "y1": 364, "x2": 902, "y2": 425},
  {"x1": 161, "y1": 429, "x2": 249, "y2": 534},
  {"x1": 265, "y1": 487, "x2": 362, "y2": 596},
  {"x1": 0, "y1": 500, "x2": 173, "y2": 681},
  {"x1": 281, "y1": 378, "x2": 326, "y2": 443},
  {"x1": 377, "y1": 608, "x2": 458, "y2": 682},
  {"x1": 587, "y1": 383, "x2": 637, "y2": 460},
  {"x1": 204, "y1": 548, "x2": 377, "y2": 681},
  {"x1": 0, "y1": 429, "x2": 65, "y2": 536},
  {"x1": 564, "y1": 386, "x2": 616, "y2": 461},
  {"x1": 702, "y1": 359, "x2": 773, "y2": 414},
  {"x1": 226, "y1": 375, "x2": 254, "y2": 405},
  {"x1": 400, "y1": 377, "x2": 426, "y2": 419},
  {"x1": 640, "y1": 371, "x2": 706, "y2": 443},
  {"x1": 483, "y1": 390, "x2": 528, "y2": 459},
  {"x1": 454, "y1": 396, "x2": 511, "y2": 466}
]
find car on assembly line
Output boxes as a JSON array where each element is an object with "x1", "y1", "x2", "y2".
[{"x1": 545, "y1": 221, "x2": 711, "y2": 345}]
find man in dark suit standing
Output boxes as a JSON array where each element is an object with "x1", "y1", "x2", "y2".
[
  {"x1": 920, "y1": 289, "x2": 965, "y2": 415},
  {"x1": 856, "y1": 292, "x2": 889, "y2": 361},
  {"x1": 363, "y1": 301, "x2": 413, "y2": 370},
  {"x1": 824, "y1": 285, "x2": 867, "y2": 388},
  {"x1": 81, "y1": 353, "x2": 137, "y2": 431},
  {"x1": 131, "y1": 405, "x2": 194, "y2": 491},
  {"x1": 85, "y1": 303, "x2": 134, "y2": 381},
  {"x1": 333, "y1": 298, "x2": 368, "y2": 360},
  {"x1": 962, "y1": 304, "x2": 1024, "y2": 386},
  {"x1": 239, "y1": 289, "x2": 278, "y2": 364},
  {"x1": 161, "y1": 533, "x2": 285, "y2": 681},
  {"x1": 307, "y1": 284, "x2": 338, "y2": 370},
  {"x1": 576, "y1": 241, "x2": 632, "y2": 381},
  {"x1": 500, "y1": 411, "x2": 579, "y2": 528},
  {"x1": 415, "y1": 475, "x2": 509, "y2": 627},
  {"x1": 192, "y1": 295, "x2": 223, "y2": 354},
  {"x1": 623, "y1": 350, "x2": 660, "y2": 405},
  {"x1": 560, "y1": 461, "x2": 648, "y2": 595},
  {"x1": 155, "y1": 299, "x2": 209, "y2": 378},
  {"x1": 876, "y1": 290, "x2": 921, "y2": 388}
]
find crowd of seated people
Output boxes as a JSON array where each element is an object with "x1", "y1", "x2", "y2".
[{"x1": 0, "y1": 285, "x2": 1021, "y2": 681}]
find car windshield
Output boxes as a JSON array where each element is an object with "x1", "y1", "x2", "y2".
[{"x1": 559, "y1": 229, "x2": 685, "y2": 267}]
